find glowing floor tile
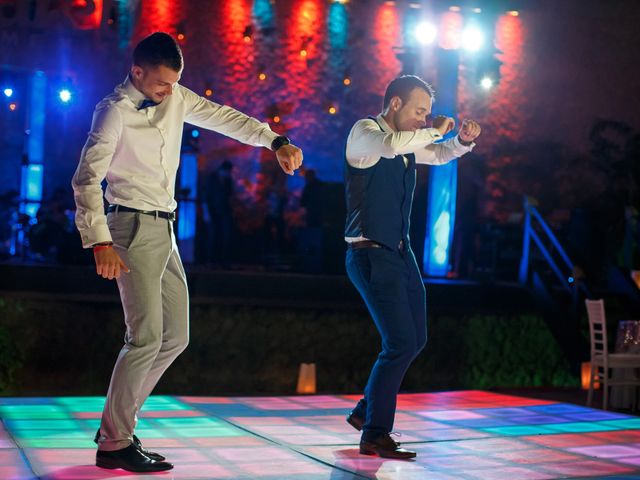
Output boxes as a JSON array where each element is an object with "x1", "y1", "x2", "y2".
[
  {"x1": 0, "y1": 423, "x2": 17, "y2": 449},
  {"x1": 616, "y1": 456, "x2": 640, "y2": 467},
  {"x1": 491, "y1": 447, "x2": 582, "y2": 464},
  {"x1": 418, "y1": 409, "x2": 487, "y2": 420},
  {"x1": 483, "y1": 425, "x2": 556, "y2": 436},
  {"x1": 543, "y1": 421, "x2": 619, "y2": 433},
  {"x1": 454, "y1": 437, "x2": 532, "y2": 453},
  {"x1": 461, "y1": 466, "x2": 556, "y2": 480},
  {"x1": 0, "y1": 450, "x2": 34, "y2": 480},
  {"x1": 568, "y1": 444, "x2": 640, "y2": 458},
  {"x1": 523, "y1": 433, "x2": 605, "y2": 448},
  {"x1": 0, "y1": 405, "x2": 68, "y2": 420},
  {"x1": 538, "y1": 459, "x2": 635, "y2": 477},
  {"x1": 603, "y1": 419, "x2": 640, "y2": 429}
]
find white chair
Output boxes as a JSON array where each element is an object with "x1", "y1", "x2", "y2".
[{"x1": 585, "y1": 299, "x2": 640, "y2": 410}]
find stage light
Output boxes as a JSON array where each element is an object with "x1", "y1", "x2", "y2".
[
  {"x1": 204, "y1": 88, "x2": 213, "y2": 97},
  {"x1": 9, "y1": 102, "x2": 17, "y2": 111},
  {"x1": 58, "y1": 89, "x2": 72, "y2": 103},
  {"x1": 258, "y1": 72, "x2": 267, "y2": 81},
  {"x1": 415, "y1": 21, "x2": 437, "y2": 45},
  {"x1": 343, "y1": 77, "x2": 351, "y2": 86},
  {"x1": 472, "y1": 7, "x2": 482, "y2": 13},
  {"x1": 3, "y1": 88, "x2": 13, "y2": 98},
  {"x1": 191, "y1": 129, "x2": 200, "y2": 138},
  {"x1": 449, "y1": 6, "x2": 461, "y2": 12},
  {"x1": 480, "y1": 76, "x2": 493, "y2": 89},
  {"x1": 328, "y1": 105, "x2": 337, "y2": 114},
  {"x1": 300, "y1": 49, "x2": 308, "y2": 57},
  {"x1": 177, "y1": 33, "x2": 185, "y2": 41},
  {"x1": 508, "y1": 10, "x2": 519, "y2": 16},
  {"x1": 461, "y1": 26, "x2": 484, "y2": 52},
  {"x1": 273, "y1": 115, "x2": 281, "y2": 123}
]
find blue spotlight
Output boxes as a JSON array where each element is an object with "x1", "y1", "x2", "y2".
[
  {"x1": 58, "y1": 89, "x2": 72, "y2": 103},
  {"x1": 3, "y1": 88, "x2": 13, "y2": 98},
  {"x1": 191, "y1": 129, "x2": 200, "y2": 138}
]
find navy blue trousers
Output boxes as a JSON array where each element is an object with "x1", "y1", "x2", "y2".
[{"x1": 346, "y1": 245, "x2": 427, "y2": 440}]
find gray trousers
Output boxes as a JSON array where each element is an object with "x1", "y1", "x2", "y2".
[{"x1": 97, "y1": 211, "x2": 189, "y2": 451}]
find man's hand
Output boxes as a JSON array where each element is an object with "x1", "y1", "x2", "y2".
[
  {"x1": 276, "y1": 144, "x2": 303, "y2": 175},
  {"x1": 432, "y1": 115, "x2": 455, "y2": 136},
  {"x1": 94, "y1": 246, "x2": 130, "y2": 280},
  {"x1": 459, "y1": 119, "x2": 482, "y2": 143}
]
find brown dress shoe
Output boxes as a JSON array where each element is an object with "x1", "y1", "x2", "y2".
[{"x1": 360, "y1": 433, "x2": 416, "y2": 459}]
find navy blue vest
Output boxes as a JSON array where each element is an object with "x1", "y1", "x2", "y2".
[{"x1": 344, "y1": 118, "x2": 416, "y2": 250}]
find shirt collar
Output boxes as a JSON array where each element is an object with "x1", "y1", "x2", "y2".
[
  {"x1": 120, "y1": 75, "x2": 147, "y2": 109},
  {"x1": 375, "y1": 114, "x2": 393, "y2": 133}
]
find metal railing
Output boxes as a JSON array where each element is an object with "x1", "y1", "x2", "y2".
[{"x1": 519, "y1": 196, "x2": 590, "y2": 298}]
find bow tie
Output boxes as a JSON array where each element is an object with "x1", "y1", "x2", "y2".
[{"x1": 137, "y1": 99, "x2": 158, "y2": 110}]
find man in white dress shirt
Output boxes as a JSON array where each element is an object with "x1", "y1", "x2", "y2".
[
  {"x1": 72, "y1": 32, "x2": 302, "y2": 472},
  {"x1": 343, "y1": 75, "x2": 481, "y2": 459}
]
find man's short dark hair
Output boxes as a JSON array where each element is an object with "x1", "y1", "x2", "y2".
[
  {"x1": 383, "y1": 75, "x2": 435, "y2": 109},
  {"x1": 133, "y1": 32, "x2": 183, "y2": 72}
]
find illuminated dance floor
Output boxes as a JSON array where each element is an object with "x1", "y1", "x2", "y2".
[{"x1": 2, "y1": 391, "x2": 640, "y2": 479}]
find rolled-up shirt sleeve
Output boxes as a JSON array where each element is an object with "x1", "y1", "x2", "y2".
[
  {"x1": 71, "y1": 102, "x2": 122, "y2": 248},
  {"x1": 181, "y1": 86, "x2": 278, "y2": 149},
  {"x1": 415, "y1": 134, "x2": 475, "y2": 165},
  {"x1": 346, "y1": 118, "x2": 443, "y2": 167}
]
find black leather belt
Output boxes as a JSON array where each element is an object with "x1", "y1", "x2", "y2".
[
  {"x1": 107, "y1": 205, "x2": 176, "y2": 221},
  {"x1": 349, "y1": 240, "x2": 384, "y2": 250},
  {"x1": 349, "y1": 240, "x2": 406, "y2": 251}
]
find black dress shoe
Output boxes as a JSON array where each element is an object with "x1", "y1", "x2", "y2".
[
  {"x1": 360, "y1": 433, "x2": 416, "y2": 459},
  {"x1": 346, "y1": 411, "x2": 364, "y2": 431},
  {"x1": 94, "y1": 429, "x2": 166, "y2": 461},
  {"x1": 96, "y1": 444, "x2": 173, "y2": 472}
]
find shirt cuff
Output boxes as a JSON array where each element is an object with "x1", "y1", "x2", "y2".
[
  {"x1": 263, "y1": 129, "x2": 280, "y2": 151},
  {"x1": 424, "y1": 128, "x2": 443, "y2": 142},
  {"x1": 453, "y1": 134, "x2": 475, "y2": 151},
  {"x1": 79, "y1": 224, "x2": 113, "y2": 249}
]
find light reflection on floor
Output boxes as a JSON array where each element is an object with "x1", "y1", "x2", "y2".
[{"x1": 1, "y1": 391, "x2": 639, "y2": 479}]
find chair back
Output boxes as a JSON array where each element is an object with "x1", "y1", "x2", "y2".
[{"x1": 585, "y1": 299, "x2": 608, "y2": 357}]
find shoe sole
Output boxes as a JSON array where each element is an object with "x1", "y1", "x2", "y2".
[
  {"x1": 359, "y1": 447, "x2": 416, "y2": 459},
  {"x1": 96, "y1": 458, "x2": 173, "y2": 472}
]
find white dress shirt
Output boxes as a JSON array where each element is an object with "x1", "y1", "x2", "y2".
[
  {"x1": 72, "y1": 76, "x2": 279, "y2": 248},
  {"x1": 345, "y1": 114, "x2": 475, "y2": 242}
]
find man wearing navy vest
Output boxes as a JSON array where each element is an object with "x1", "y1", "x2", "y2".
[{"x1": 344, "y1": 75, "x2": 481, "y2": 459}]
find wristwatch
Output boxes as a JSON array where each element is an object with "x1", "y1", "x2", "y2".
[{"x1": 271, "y1": 135, "x2": 290, "y2": 152}]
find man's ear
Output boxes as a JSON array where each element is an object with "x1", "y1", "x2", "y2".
[
  {"x1": 131, "y1": 65, "x2": 143, "y2": 80},
  {"x1": 390, "y1": 96, "x2": 402, "y2": 112}
]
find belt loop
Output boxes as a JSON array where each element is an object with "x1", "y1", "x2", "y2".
[
  {"x1": 154, "y1": 210, "x2": 158, "y2": 221},
  {"x1": 115, "y1": 204, "x2": 119, "y2": 216}
]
